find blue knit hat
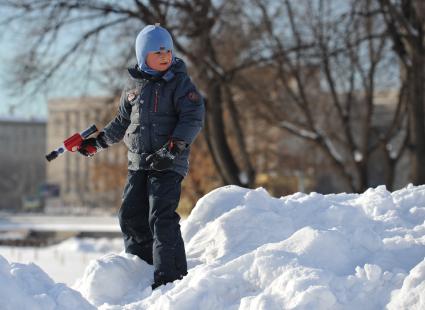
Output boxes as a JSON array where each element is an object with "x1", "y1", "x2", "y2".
[{"x1": 135, "y1": 23, "x2": 174, "y2": 76}]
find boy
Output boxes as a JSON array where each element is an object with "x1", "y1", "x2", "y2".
[{"x1": 78, "y1": 24, "x2": 205, "y2": 290}]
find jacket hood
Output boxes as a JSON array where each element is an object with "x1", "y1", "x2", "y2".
[
  {"x1": 170, "y1": 57, "x2": 187, "y2": 74},
  {"x1": 128, "y1": 57, "x2": 187, "y2": 81}
]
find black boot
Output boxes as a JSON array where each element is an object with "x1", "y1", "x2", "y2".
[
  {"x1": 151, "y1": 281, "x2": 164, "y2": 290},
  {"x1": 151, "y1": 272, "x2": 187, "y2": 290}
]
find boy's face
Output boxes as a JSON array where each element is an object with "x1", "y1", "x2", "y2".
[{"x1": 146, "y1": 48, "x2": 172, "y2": 72}]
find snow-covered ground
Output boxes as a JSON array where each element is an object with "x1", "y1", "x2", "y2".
[
  {"x1": 1, "y1": 184, "x2": 425, "y2": 309},
  {"x1": 0, "y1": 215, "x2": 120, "y2": 232},
  {"x1": 0, "y1": 238, "x2": 123, "y2": 285}
]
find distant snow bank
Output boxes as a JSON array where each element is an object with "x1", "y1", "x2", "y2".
[
  {"x1": 2, "y1": 184, "x2": 425, "y2": 309},
  {"x1": 0, "y1": 255, "x2": 94, "y2": 310}
]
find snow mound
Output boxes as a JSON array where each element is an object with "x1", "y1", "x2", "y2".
[
  {"x1": 74, "y1": 252, "x2": 154, "y2": 307},
  {"x1": 0, "y1": 255, "x2": 94, "y2": 310},
  {"x1": 2, "y1": 184, "x2": 425, "y2": 309},
  {"x1": 387, "y1": 258, "x2": 425, "y2": 310},
  {"x1": 138, "y1": 185, "x2": 425, "y2": 309}
]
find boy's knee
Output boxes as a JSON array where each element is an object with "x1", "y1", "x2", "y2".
[{"x1": 149, "y1": 209, "x2": 180, "y2": 237}]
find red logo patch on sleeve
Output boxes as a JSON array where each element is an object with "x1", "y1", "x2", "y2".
[{"x1": 187, "y1": 91, "x2": 200, "y2": 102}]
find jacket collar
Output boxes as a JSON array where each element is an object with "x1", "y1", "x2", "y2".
[{"x1": 127, "y1": 57, "x2": 187, "y2": 82}]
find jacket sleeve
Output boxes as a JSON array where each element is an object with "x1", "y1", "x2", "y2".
[
  {"x1": 102, "y1": 87, "x2": 132, "y2": 145},
  {"x1": 171, "y1": 75, "x2": 205, "y2": 145}
]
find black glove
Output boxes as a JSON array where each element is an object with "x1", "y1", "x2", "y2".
[
  {"x1": 78, "y1": 132, "x2": 109, "y2": 157},
  {"x1": 146, "y1": 139, "x2": 186, "y2": 171}
]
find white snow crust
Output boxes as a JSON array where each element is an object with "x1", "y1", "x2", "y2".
[
  {"x1": 1, "y1": 184, "x2": 425, "y2": 309},
  {"x1": 0, "y1": 255, "x2": 94, "y2": 309}
]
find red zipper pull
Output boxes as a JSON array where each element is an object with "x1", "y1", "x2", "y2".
[{"x1": 154, "y1": 89, "x2": 159, "y2": 112}]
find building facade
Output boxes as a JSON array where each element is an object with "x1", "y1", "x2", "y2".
[
  {"x1": 0, "y1": 117, "x2": 46, "y2": 210},
  {"x1": 47, "y1": 97, "x2": 127, "y2": 210}
]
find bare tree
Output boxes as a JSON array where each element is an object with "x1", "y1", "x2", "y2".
[
  {"x1": 235, "y1": 0, "x2": 407, "y2": 192},
  {"x1": 0, "y1": 0, "x2": 412, "y2": 195},
  {"x1": 378, "y1": 0, "x2": 425, "y2": 185},
  {"x1": 0, "y1": 0, "x2": 271, "y2": 188}
]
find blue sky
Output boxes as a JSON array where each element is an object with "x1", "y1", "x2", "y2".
[
  {"x1": 0, "y1": 15, "x2": 124, "y2": 119},
  {"x1": 0, "y1": 36, "x2": 102, "y2": 119},
  {"x1": 0, "y1": 25, "x2": 36, "y2": 117}
]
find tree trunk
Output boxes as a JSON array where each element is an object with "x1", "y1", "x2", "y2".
[
  {"x1": 380, "y1": 0, "x2": 425, "y2": 185},
  {"x1": 205, "y1": 79, "x2": 244, "y2": 186},
  {"x1": 224, "y1": 85, "x2": 256, "y2": 187},
  {"x1": 405, "y1": 0, "x2": 425, "y2": 184},
  {"x1": 356, "y1": 161, "x2": 369, "y2": 192},
  {"x1": 407, "y1": 48, "x2": 425, "y2": 184}
]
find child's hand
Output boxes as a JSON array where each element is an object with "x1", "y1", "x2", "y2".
[
  {"x1": 78, "y1": 132, "x2": 108, "y2": 157},
  {"x1": 146, "y1": 139, "x2": 186, "y2": 171}
]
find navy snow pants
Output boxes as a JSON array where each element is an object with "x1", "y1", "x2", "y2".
[{"x1": 118, "y1": 169, "x2": 187, "y2": 283}]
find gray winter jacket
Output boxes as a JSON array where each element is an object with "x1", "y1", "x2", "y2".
[{"x1": 102, "y1": 58, "x2": 205, "y2": 176}]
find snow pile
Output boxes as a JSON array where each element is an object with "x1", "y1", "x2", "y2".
[
  {"x1": 75, "y1": 253, "x2": 153, "y2": 307},
  {"x1": 0, "y1": 255, "x2": 94, "y2": 310},
  {"x1": 55, "y1": 237, "x2": 122, "y2": 253},
  {"x1": 387, "y1": 258, "x2": 425, "y2": 309},
  {"x1": 0, "y1": 237, "x2": 123, "y2": 286},
  {"x1": 2, "y1": 184, "x2": 425, "y2": 309}
]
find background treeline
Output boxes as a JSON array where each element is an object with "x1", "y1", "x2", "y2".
[{"x1": 2, "y1": 0, "x2": 424, "y2": 211}]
